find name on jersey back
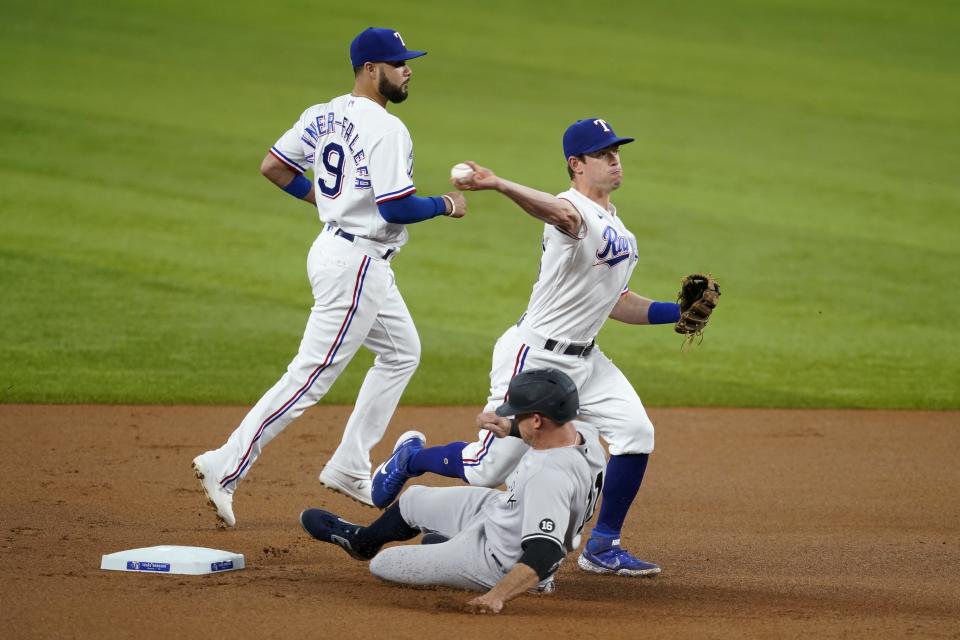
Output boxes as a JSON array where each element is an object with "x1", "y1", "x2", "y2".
[{"x1": 301, "y1": 112, "x2": 371, "y2": 189}]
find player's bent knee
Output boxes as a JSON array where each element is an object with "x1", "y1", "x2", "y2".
[
  {"x1": 401, "y1": 350, "x2": 420, "y2": 373},
  {"x1": 379, "y1": 344, "x2": 420, "y2": 375},
  {"x1": 605, "y1": 423, "x2": 655, "y2": 456},
  {"x1": 368, "y1": 552, "x2": 394, "y2": 582},
  {"x1": 369, "y1": 547, "x2": 421, "y2": 586},
  {"x1": 398, "y1": 331, "x2": 422, "y2": 364}
]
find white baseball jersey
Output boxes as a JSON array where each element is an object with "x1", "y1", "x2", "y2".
[
  {"x1": 521, "y1": 187, "x2": 639, "y2": 343},
  {"x1": 461, "y1": 188, "x2": 655, "y2": 486},
  {"x1": 484, "y1": 425, "x2": 607, "y2": 564},
  {"x1": 270, "y1": 93, "x2": 416, "y2": 246}
]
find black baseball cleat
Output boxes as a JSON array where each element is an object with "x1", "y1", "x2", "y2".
[{"x1": 299, "y1": 508, "x2": 375, "y2": 560}]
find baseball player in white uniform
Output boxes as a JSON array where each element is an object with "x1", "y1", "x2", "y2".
[
  {"x1": 192, "y1": 27, "x2": 467, "y2": 527},
  {"x1": 301, "y1": 369, "x2": 607, "y2": 614},
  {"x1": 371, "y1": 119, "x2": 686, "y2": 577}
]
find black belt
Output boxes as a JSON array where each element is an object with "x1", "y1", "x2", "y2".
[
  {"x1": 333, "y1": 228, "x2": 395, "y2": 260},
  {"x1": 544, "y1": 338, "x2": 595, "y2": 357}
]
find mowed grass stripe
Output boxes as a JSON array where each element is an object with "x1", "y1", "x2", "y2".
[{"x1": 1, "y1": 0, "x2": 958, "y2": 407}]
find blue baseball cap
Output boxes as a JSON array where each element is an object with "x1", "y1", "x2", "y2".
[
  {"x1": 350, "y1": 28, "x2": 427, "y2": 67},
  {"x1": 562, "y1": 118, "x2": 635, "y2": 158}
]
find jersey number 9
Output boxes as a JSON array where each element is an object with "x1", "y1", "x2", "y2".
[{"x1": 317, "y1": 142, "x2": 345, "y2": 199}]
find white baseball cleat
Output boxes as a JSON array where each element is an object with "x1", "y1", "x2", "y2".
[
  {"x1": 319, "y1": 464, "x2": 375, "y2": 507},
  {"x1": 192, "y1": 454, "x2": 236, "y2": 528}
]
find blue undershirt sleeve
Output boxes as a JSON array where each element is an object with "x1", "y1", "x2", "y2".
[{"x1": 377, "y1": 194, "x2": 447, "y2": 224}]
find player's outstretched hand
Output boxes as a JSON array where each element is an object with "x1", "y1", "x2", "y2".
[
  {"x1": 442, "y1": 191, "x2": 467, "y2": 218},
  {"x1": 476, "y1": 411, "x2": 512, "y2": 438},
  {"x1": 465, "y1": 594, "x2": 504, "y2": 614},
  {"x1": 452, "y1": 161, "x2": 499, "y2": 192}
]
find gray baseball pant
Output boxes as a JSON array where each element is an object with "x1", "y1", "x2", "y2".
[{"x1": 368, "y1": 485, "x2": 505, "y2": 591}]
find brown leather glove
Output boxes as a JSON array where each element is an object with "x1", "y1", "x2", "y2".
[{"x1": 675, "y1": 274, "x2": 721, "y2": 342}]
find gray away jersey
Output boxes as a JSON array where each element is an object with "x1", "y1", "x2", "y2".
[{"x1": 482, "y1": 425, "x2": 607, "y2": 569}]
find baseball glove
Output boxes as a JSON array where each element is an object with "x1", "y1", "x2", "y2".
[{"x1": 675, "y1": 274, "x2": 721, "y2": 342}]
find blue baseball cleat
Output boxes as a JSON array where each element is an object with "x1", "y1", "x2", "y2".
[
  {"x1": 370, "y1": 430, "x2": 426, "y2": 508},
  {"x1": 299, "y1": 508, "x2": 374, "y2": 560},
  {"x1": 577, "y1": 535, "x2": 661, "y2": 578}
]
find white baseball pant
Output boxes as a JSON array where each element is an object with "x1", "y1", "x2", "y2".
[
  {"x1": 207, "y1": 230, "x2": 420, "y2": 491},
  {"x1": 461, "y1": 324, "x2": 654, "y2": 487}
]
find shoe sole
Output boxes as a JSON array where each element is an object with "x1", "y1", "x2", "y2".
[
  {"x1": 577, "y1": 554, "x2": 661, "y2": 578},
  {"x1": 319, "y1": 470, "x2": 376, "y2": 508},
  {"x1": 320, "y1": 480, "x2": 376, "y2": 508},
  {"x1": 370, "y1": 430, "x2": 426, "y2": 508},
  {"x1": 192, "y1": 462, "x2": 232, "y2": 529},
  {"x1": 392, "y1": 430, "x2": 426, "y2": 452}
]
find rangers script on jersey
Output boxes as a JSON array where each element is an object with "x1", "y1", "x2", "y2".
[{"x1": 521, "y1": 187, "x2": 639, "y2": 343}]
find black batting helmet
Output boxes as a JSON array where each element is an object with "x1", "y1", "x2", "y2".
[{"x1": 494, "y1": 368, "x2": 579, "y2": 423}]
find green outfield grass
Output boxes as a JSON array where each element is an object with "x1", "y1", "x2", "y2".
[{"x1": 1, "y1": 0, "x2": 958, "y2": 408}]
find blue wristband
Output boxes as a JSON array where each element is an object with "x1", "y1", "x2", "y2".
[
  {"x1": 282, "y1": 174, "x2": 312, "y2": 199},
  {"x1": 647, "y1": 301, "x2": 681, "y2": 325}
]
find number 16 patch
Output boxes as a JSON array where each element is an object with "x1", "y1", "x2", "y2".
[{"x1": 539, "y1": 519, "x2": 555, "y2": 533}]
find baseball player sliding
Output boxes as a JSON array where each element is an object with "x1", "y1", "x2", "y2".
[
  {"x1": 301, "y1": 369, "x2": 606, "y2": 614},
  {"x1": 371, "y1": 118, "x2": 694, "y2": 577},
  {"x1": 192, "y1": 27, "x2": 467, "y2": 527}
]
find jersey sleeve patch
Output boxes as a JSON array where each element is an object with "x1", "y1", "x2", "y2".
[
  {"x1": 270, "y1": 146, "x2": 307, "y2": 174},
  {"x1": 520, "y1": 466, "x2": 576, "y2": 551}
]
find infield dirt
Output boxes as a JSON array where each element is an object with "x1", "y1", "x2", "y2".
[{"x1": 2, "y1": 405, "x2": 958, "y2": 639}]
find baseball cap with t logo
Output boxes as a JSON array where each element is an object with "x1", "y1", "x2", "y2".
[
  {"x1": 350, "y1": 27, "x2": 427, "y2": 66},
  {"x1": 562, "y1": 118, "x2": 635, "y2": 159}
]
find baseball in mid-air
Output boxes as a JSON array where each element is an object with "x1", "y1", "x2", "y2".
[{"x1": 450, "y1": 162, "x2": 474, "y2": 183}]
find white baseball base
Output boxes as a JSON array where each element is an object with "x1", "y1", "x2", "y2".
[{"x1": 100, "y1": 545, "x2": 245, "y2": 575}]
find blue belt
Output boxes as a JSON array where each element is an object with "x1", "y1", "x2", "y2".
[
  {"x1": 333, "y1": 228, "x2": 355, "y2": 241},
  {"x1": 333, "y1": 228, "x2": 395, "y2": 260}
]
